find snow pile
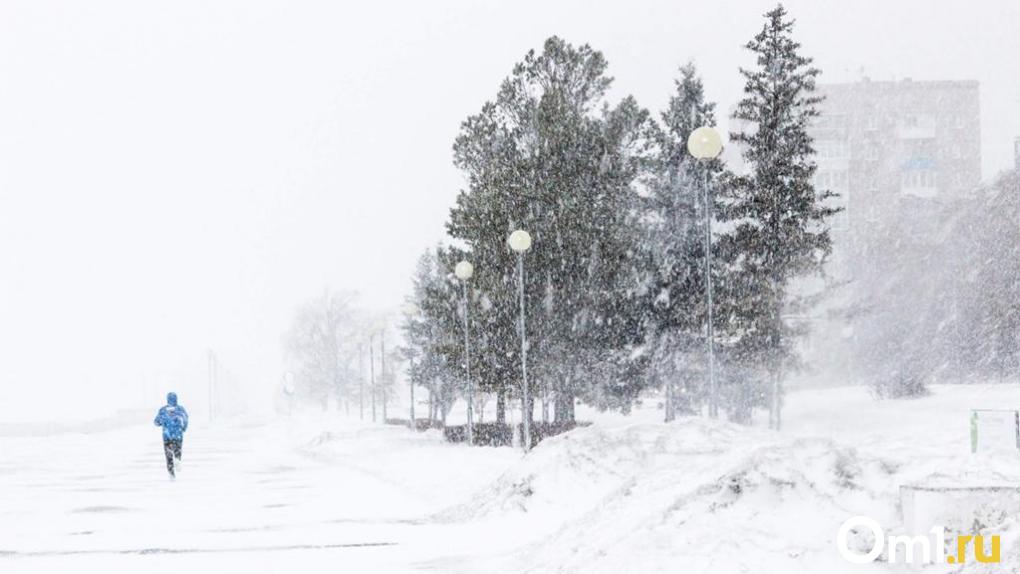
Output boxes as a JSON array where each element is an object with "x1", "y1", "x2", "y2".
[
  {"x1": 430, "y1": 385, "x2": 1020, "y2": 573},
  {"x1": 956, "y1": 518, "x2": 1020, "y2": 574},
  {"x1": 438, "y1": 418, "x2": 897, "y2": 573},
  {"x1": 437, "y1": 419, "x2": 746, "y2": 522}
]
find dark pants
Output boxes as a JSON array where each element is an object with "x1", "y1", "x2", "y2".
[{"x1": 163, "y1": 438, "x2": 183, "y2": 477}]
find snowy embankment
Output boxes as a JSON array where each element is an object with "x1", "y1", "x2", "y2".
[
  {"x1": 425, "y1": 384, "x2": 1020, "y2": 574},
  {"x1": 433, "y1": 419, "x2": 896, "y2": 573}
]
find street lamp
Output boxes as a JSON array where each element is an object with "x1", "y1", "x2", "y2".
[
  {"x1": 283, "y1": 371, "x2": 295, "y2": 417},
  {"x1": 454, "y1": 260, "x2": 475, "y2": 445},
  {"x1": 507, "y1": 229, "x2": 532, "y2": 451},
  {"x1": 402, "y1": 302, "x2": 420, "y2": 431},
  {"x1": 687, "y1": 125, "x2": 723, "y2": 419}
]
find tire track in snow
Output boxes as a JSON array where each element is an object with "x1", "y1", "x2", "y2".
[{"x1": 0, "y1": 541, "x2": 398, "y2": 558}]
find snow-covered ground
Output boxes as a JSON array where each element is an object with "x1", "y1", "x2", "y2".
[
  {"x1": 2, "y1": 384, "x2": 1019, "y2": 573},
  {"x1": 445, "y1": 385, "x2": 1020, "y2": 574}
]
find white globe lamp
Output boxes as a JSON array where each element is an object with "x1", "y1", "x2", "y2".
[
  {"x1": 507, "y1": 229, "x2": 532, "y2": 253},
  {"x1": 454, "y1": 260, "x2": 474, "y2": 280},
  {"x1": 687, "y1": 126, "x2": 723, "y2": 159}
]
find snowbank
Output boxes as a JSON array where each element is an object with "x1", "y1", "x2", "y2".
[
  {"x1": 437, "y1": 419, "x2": 894, "y2": 573},
  {"x1": 435, "y1": 384, "x2": 1020, "y2": 573}
]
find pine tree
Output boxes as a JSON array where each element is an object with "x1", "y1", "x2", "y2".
[
  {"x1": 850, "y1": 195, "x2": 948, "y2": 398},
  {"x1": 965, "y1": 172, "x2": 1020, "y2": 378},
  {"x1": 939, "y1": 171, "x2": 1020, "y2": 384},
  {"x1": 448, "y1": 37, "x2": 652, "y2": 426},
  {"x1": 401, "y1": 247, "x2": 467, "y2": 424},
  {"x1": 447, "y1": 98, "x2": 531, "y2": 424},
  {"x1": 720, "y1": 5, "x2": 838, "y2": 429},
  {"x1": 641, "y1": 63, "x2": 722, "y2": 421}
]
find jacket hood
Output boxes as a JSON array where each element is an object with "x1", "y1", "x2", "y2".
[{"x1": 167, "y1": 392, "x2": 178, "y2": 406}]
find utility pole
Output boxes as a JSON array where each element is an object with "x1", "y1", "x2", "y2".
[
  {"x1": 207, "y1": 349, "x2": 216, "y2": 423},
  {"x1": 408, "y1": 354, "x2": 415, "y2": 431},
  {"x1": 359, "y1": 343, "x2": 365, "y2": 420},
  {"x1": 454, "y1": 260, "x2": 475, "y2": 445},
  {"x1": 370, "y1": 334, "x2": 377, "y2": 422},
  {"x1": 381, "y1": 333, "x2": 388, "y2": 422},
  {"x1": 517, "y1": 253, "x2": 530, "y2": 450},
  {"x1": 507, "y1": 230, "x2": 532, "y2": 451},
  {"x1": 702, "y1": 160, "x2": 717, "y2": 419},
  {"x1": 686, "y1": 126, "x2": 723, "y2": 420},
  {"x1": 402, "y1": 303, "x2": 420, "y2": 431}
]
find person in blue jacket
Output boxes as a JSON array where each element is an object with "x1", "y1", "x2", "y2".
[{"x1": 154, "y1": 392, "x2": 189, "y2": 478}]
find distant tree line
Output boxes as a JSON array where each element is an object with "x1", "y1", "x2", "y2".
[{"x1": 282, "y1": 289, "x2": 399, "y2": 418}]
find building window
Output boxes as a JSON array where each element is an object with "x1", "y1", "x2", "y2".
[
  {"x1": 897, "y1": 115, "x2": 936, "y2": 139},
  {"x1": 814, "y1": 170, "x2": 849, "y2": 191},
  {"x1": 816, "y1": 140, "x2": 849, "y2": 159},
  {"x1": 901, "y1": 170, "x2": 937, "y2": 190}
]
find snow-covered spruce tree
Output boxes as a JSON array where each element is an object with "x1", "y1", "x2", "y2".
[
  {"x1": 401, "y1": 247, "x2": 467, "y2": 424},
  {"x1": 946, "y1": 171, "x2": 1020, "y2": 382},
  {"x1": 964, "y1": 172, "x2": 1020, "y2": 379},
  {"x1": 640, "y1": 63, "x2": 724, "y2": 421},
  {"x1": 853, "y1": 170, "x2": 1019, "y2": 396},
  {"x1": 449, "y1": 37, "x2": 652, "y2": 427},
  {"x1": 719, "y1": 5, "x2": 838, "y2": 429},
  {"x1": 850, "y1": 213, "x2": 945, "y2": 397},
  {"x1": 447, "y1": 99, "x2": 532, "y2": 425}
]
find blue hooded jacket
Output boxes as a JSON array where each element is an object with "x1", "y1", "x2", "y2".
[{"x1": 154, "y1": 392, "x2": 189, "y2": 441}]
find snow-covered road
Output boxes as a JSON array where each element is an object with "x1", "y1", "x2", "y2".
[{"x1": 0, "y1": 417, "x2": 520, "y2": 573}]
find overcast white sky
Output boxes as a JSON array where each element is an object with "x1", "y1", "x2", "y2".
[{"x1": 1, "y1": 0, "x2": 1017, "y2": 421}]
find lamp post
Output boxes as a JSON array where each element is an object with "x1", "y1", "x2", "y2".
[
  {"x1": 454, "y1": 260, "x2": 475, "y2": 445},
  {"x1": 370, "y1": 333, "x2": 376, "y2": 422},
  {"x1": 207, "y1": 349, "x2": 217, "y2": 423},
  {"x1": 507, "y1": 229, "x2": 532, "y2": 451},
  {"x1": 686, "y1": 126, "x2": 723, "y2": 419},
  {"x1": 402, "y1": 303, "x2": 420, "y2": 431},
  {"x1": 283, "y1": 371, "x2": 295, "y2": 417},
  {"x1": 358, "y1": 343, "x2": 365, "y2": 420}
]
